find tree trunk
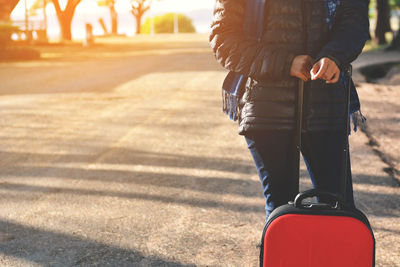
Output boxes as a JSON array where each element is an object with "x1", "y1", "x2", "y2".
[
  {"x1": 60, "y1": 13, "x2": 73, "y2": 41},
  {"x1": 51, "y1": 0, "x2": 81, "y2": 41},
  {"x1": 135, "y1": 14, "x2": 142, "y2": 34},
  {"x1": 375, "y1": 0, "x2": 392, "y2": 45},
  {"x1": 387, "y1": 17, "x2": 400, "y2": 50},
  {"x1": 131, "y1": 1, "x2": 150, "y2": 35},
  {"x1": 0, "y1": 0, "x2": 20, "y2": 22},
  {"x1": 110, "y1": 5, "x2": 118, "y2": 35}
]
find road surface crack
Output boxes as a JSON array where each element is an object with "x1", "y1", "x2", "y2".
[{"x1": 360, "y1": 121, "x2": 400, "y2": 186}]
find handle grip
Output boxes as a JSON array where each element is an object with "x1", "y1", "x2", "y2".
[{"x1": 294, "y1": 189, "x2": 347, "y2": 209}]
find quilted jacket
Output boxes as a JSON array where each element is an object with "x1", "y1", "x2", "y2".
[{"x1": 209, "y1": 0, "x2": 369, "y2": 134}]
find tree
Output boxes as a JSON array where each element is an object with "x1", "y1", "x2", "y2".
[
  {"x1": 387, "y1": 0, "x2": 400, "y2": 49},
  {"x1": 29, "y1": 0, "x2": 44, "y2": 16},
  {"x1": 131, "y1": 0, "x2": 158, "y2": 34},
  {"x1": 0, "y1": 0, "x2": 20, "y2": 22},
  {"x1": 0, "y1": 0, "x2": 19, "y2": 48},
  {"x1": 141, "y1": 13, "x2": 195, "y2": 34},
  {"x1": 375, "y1": 0, "x2": 392, "y2": 44},
  {"x1": 98, "y1": 0, "x2": 118, "y2": 35},
  {"x1": 51, "y1": 0, "x2": 82, "y2": 41}
]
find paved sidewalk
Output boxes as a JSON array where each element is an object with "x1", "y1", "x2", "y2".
[
  {"x1": 0, "y1": 36, "x2": 398, "y2": 266},
  {"x1": 352, "y1": 49, "x2": 400, "y2": 188},
  {"x1": 353, "y1": 50, "x2": 400, "y2": 69}
]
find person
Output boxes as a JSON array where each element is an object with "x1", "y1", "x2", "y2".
[{"x1": 209, "y1": 0, "x2": 370, "y2": 221}]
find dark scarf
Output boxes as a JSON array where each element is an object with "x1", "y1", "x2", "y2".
[{"x1": 222, "y1": 0, "x2": 265, "y2": 121}]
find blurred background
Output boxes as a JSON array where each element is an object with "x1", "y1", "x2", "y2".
[
  {"x1": 4, "y1": 0, "x2": 213, "y2": 43},
  {"x1": 1, "y1": 0, "x2": 400, "y2": 53},
  {"x1": 0, "y1": 1, "x2": 400, "y2": 46},
  {"x1": 0, "y1": 1, "x2": 399, "y2": 266}
]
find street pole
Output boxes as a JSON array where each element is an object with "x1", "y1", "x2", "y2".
[
  {"x1": 173, "y1": 13, "x2": 178, "y2": 34},
  {"x1": 43, "y1": 0, "x2": 47, "y2": 32},
  {"x1": 24, "y1": 0, "x2": 29, "y2": 41},
  {"x1": 150, "y1": 16, "x2": 154, "y2": 36}
]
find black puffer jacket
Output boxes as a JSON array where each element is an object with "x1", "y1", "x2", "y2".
[{"x1": 209, "y1": 0, "x2": 369, "y2": 135}]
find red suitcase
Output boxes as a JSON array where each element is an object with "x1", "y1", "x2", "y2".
[{"x1": 259, "y1": 66, "x2": 375, "y2": 267}]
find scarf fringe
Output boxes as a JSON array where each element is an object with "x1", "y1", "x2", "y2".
[
  {"x1": 351, "y1": 110, "x2": 367, "y2": 133},
  {"x1": 222, "y1": 89, "x2": 239, "y2": 121}
]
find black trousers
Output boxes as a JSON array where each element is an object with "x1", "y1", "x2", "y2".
[{"x1": 245, "y1": 130, "x2": 355, "y2": 221}]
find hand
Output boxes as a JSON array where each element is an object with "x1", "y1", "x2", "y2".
[
  {"x1": 290, "y1": 55, "x2": 313, "y2": 82},
  {"x1": 310, "y1": 57, "x2": 340, "y2": 84}
]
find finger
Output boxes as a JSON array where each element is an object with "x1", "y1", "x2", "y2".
[
  {"x1": 325, "y1": 62, "x2": 340, "y2": 79},
  {"x1": 310, "y1": 62, "x2": 320, "y2": 77},
  {"x1": 326, "y1": 71, "x2": 340, "y2": 84},
  {"x1": 305, "y1": 62, "x2": 313, "y2": 73},
  {"x1": 302, "y1": 69, "x2": 311, "y2": 80},
  {"x1": 326, "y1": 74, "x2": 336, "y2": 83},
  {"x1": 313, "y1": 60, "x2": 331, "y2": 80},
  {"x1": 326, "y1": 69, "x2": 340, "y2": 83},
  {"x1": 301, "y1": 66, "x2": 311, "y2": 80},
  {"x1": 326, "y1": 67, "x2": 340, "y2": 82},
  {"x1": 305, "y1": 57, "x2": 314, "y2": 71},
  {"x1": 314, "y1": 60, "x2": 330, "y2": 80},
  {"x1": 323, "y1": 69, "x2": 336, "y2": 81},
  {"x1": 297, "y1": 73, "x2": 308, "y2": 82},
  {"x1": 331, "y1": 71, "x2": 340, "y2": 83}
]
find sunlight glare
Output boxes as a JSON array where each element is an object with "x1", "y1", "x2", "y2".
[{"x1": 12, "y1": 0, "x2": 215, "y2": 17}]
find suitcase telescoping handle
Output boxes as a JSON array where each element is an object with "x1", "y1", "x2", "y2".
[
  {"x1": 296, "y1": 65, "x2": 352, "y2": 206},
  {"x1": 341, "y1": 65, "x2": 353, "y2": 204}
]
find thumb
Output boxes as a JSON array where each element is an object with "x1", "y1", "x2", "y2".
[
  {"x1": 305, "y1": 57, "x2": 314, "y2": 71},
  {"x1": 310, "y1": 62, "x2": 320, "y2": 79}
]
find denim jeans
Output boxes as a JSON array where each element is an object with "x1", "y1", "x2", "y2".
[{"x1": 245, "y1": 130, "x2": 355, "y2": 221}]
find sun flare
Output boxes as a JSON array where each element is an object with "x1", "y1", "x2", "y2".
[{"x1": 12, "y1": 0, "x2": 215, "y2": 17}]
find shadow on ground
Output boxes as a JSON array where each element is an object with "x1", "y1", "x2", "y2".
[{"x1": 0, "y1": 219, "x2": 194, "y2": 267}]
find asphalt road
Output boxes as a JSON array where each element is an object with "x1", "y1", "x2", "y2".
[{"x1": 0, "y1": 35, "x2": 399, "y2": 266}]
